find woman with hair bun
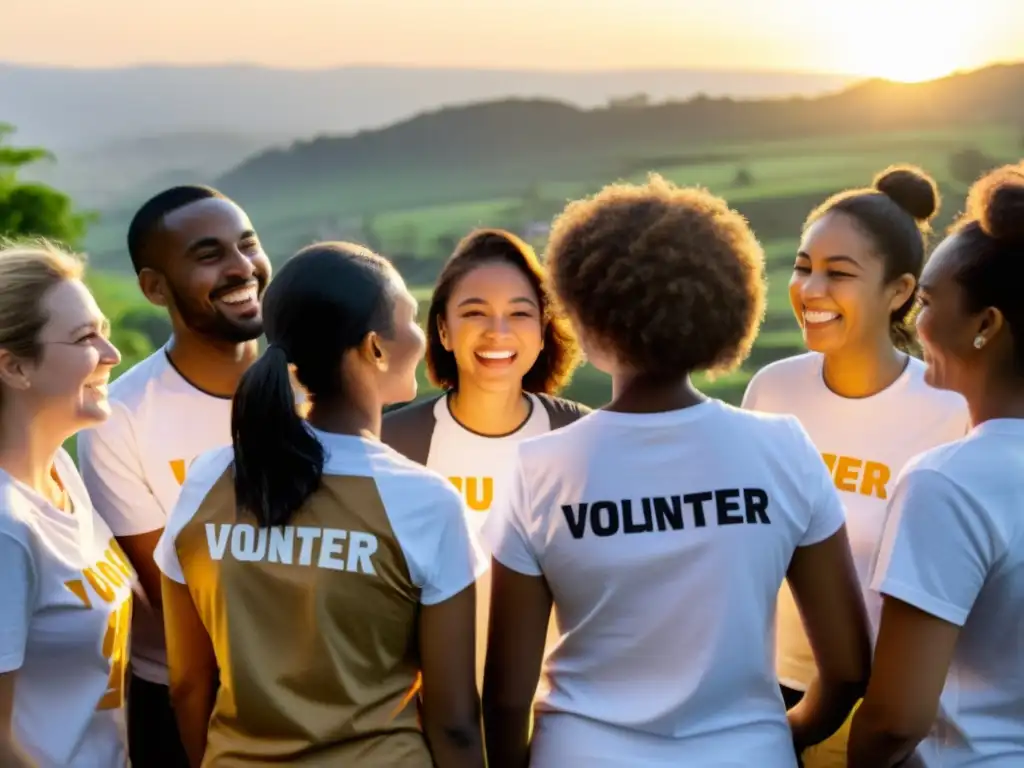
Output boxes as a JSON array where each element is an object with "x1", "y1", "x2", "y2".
[
  {"x1": 849, "y1": 164, "x2": 1024, "y2": 767},
  {"x1": 743, "y1": 165, "x2": 970, "y2": 766},
  {"x1": 483, "y1": 176, "x2": 871, "y2": 768}
]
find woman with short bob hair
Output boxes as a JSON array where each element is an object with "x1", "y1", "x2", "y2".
[{"x1": 382, "y1": 227, "x2": 589, "y2": 687}]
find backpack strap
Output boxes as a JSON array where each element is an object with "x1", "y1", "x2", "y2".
[
  {"x1": 536, "y1": 393, "x2": 593, "y2": 430},
  {"x1": 380, "y1": 395, "x2": 444, "y2": 466}
]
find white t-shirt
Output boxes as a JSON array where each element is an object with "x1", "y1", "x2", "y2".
[
  {"x1": 425, "y1": 393, "x2": 553, "y2": 538},
  {"x1": 77, "y1": 347, "x2": 234, "y2": 685},
  {"x1": 742, "y1": 352, "x2": 969, "y2": 690},
  {"x1": 151, "y1": 433, "x2": 489, "y2": 765},
  {"x1": 0, "y1": 450, "x2": 134, "y2": 767},
  {"x1": 419, "y1": 393, "x2": 562, "y2": 686},
  {"x1": 871, "y1": 418, "x2": 1024, "y2": 767},
  {"x1": 483, "y1": 400, "x2": 846, "y2": 768}
]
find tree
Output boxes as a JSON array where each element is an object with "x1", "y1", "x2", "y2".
[
  {"x1": 732, "y1": 166, "x2": 755, "y2": 188},
  {"x1": 0, "y1": 123, "x2": 93, "y2": 247},
  {"x1": 948, "y1": 147, "x2": 999, "y2": 189}
]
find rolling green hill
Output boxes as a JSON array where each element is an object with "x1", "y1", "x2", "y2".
[{"x1": 75, "y1": 62, "x2": 1024, "y2": 411}]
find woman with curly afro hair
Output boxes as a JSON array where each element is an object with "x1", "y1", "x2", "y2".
[
  {"x1": 742, "y1": 166, "x2": 969, "y2": 768},
  {"x1": 481, "y1": 175, "x2": 871, "y2": 768},
  {"x1": 849, "y1": 164, "x2": 1024, "y2": 768},
  {"x1": 381, "y1": 228, "x2": 588, "y2": 688}
]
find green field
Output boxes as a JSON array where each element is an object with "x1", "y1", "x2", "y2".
[{"x1": 79, "y1": 122, "x2": 1023, "y2": 410}]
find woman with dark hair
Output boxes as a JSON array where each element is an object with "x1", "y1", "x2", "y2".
[
  {"x1": 849, "y1": 164, "x2": 1024, "y2": 767},
  {"x1": 483, "y1": 176, "x2": 871, "y2": 768},
  {"x1": 153, "y1": 242, "x2": 487, "y2": 767},
  {"x1": 382, "y1": 228, "x2": 589, "y2": 686},
  {"x1": 742, "y1": 166, "x2": 969, "y2": 767}
]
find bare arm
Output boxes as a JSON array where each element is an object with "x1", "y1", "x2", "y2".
[
  {"x1": 0, "y1": 674, "x2": 35, "y2": 768},
  {"x1": 0, "y1": 536, "x2": 36, "y2": 767},
  {"x1": 786, "y1": 525, "x2": 872, "y2": 752},
  {"x1": 419, "y1": 581, "x2": 485, "y2": 768},
  {"x1": 162, "y1": 575, "x2": 218, "y2": 768},
  {"x1": 482, "y1": 560, "x2": 552, "y2": 768},
  {"x1": 116, "y1": 530, "x2": 164, "y2": 609},
  {"x1": 848, "y1": 597, "x2": 959, "y2": 768},
  {"x1": 77, "y1": 422, "x2": 169, "y2": 608}
]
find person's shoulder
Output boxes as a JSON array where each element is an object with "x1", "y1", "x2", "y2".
[
  {"x1": 106, "y1": 347, "x2": 171, "y2": 405},
  {"x1": 0, "y1": 474, "x2": 42, "y2": 550},
  {"x1": 902, "y1": 356, "x2": 971, "y2": 411},
  {"x1": 742, "y1": 352, "x2": 822, "y2": 411},
  {"x1": 534, "y1": 392, "x2": 593, "y2": 429},
  {"x1": 717, "y1": 398, "x2": 806, "y2": 431},
  {"x1": 380, "y1": 394, "x2": 443, "y2": 461},
  {"x1": 747, "y1": 351, "x2": 821, "y2": 389},
  {"x1": 182, "y1": 445, "x2": 235, "y2": 495},
  {"x1": 512, "y1": 405, "x2": 597, "y2": 470},
  {"x1": 712, "y1": 401, "x2": 820, "y2": 462},
  {"x1": 0, "y1": 482, "x2": 31, "y2": 539},
  {"x1": 370, "y1": 441, "x2": 463, "y2": 504},
  {"x1": 382, "y1": 395, "x2": 441, "y2": 431}
]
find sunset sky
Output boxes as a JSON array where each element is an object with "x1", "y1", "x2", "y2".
[{"x1": 6, "y1": 0, "x2": 1024, "y2": 83}]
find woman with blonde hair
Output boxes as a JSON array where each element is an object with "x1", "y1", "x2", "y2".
[{"x1": 0, "y1": 241, "x2": 132, "y2": 766}]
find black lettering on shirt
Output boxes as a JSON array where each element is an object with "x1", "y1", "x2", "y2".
[{"x1": 561, "y1": 488, "x2": 770, "y2": 539}]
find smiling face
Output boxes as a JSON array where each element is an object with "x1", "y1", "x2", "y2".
[
  {"x1": 438, "y1": 260, "x2": 544, "y2": 390},
  {"x1": 142, "y1": 197, "x2": 272, "y2": 343},
  {"x1": 790, "y1": 211, "x2": 915, "y2": 355},
  {"x1": 914, "y1": 232, "x2": 986, "y2": 393},
  {"x1": 19, "y1": 279, "x2": 121, "y2": 436}
]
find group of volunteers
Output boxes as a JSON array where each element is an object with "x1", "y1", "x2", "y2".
[{"x1": 0, "y1": 157, "x2": 1020, "y2": 768}]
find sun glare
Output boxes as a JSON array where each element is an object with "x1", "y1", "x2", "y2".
[{"x1": 821, "y1": 0, "x2": 978, "y2": 83}]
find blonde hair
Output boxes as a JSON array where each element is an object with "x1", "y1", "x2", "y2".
[{"x1": 0, "y1": 239, "x2": 86, "y2": 363}]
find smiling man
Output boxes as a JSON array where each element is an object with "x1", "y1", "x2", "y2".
[{"x1": 77, "y1": 185, "x2": 271, "y2": 768}]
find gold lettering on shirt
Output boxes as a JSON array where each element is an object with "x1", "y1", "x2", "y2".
[
  {"x1": 448, "y1": 476, "x2": 493, "y2": 512},
  {"x1": 63, "y1": 539, "x2": 133, "y2": 712},
  {"x1": 821, "y1": 453, "x2": 892, "y2": 499}
]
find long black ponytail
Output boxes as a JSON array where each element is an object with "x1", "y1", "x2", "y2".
[
  {"x1": 231, "y1": 344, "x2": 325, "y2": 528},
  {"x1": 230, "y1": 241, "x2": 396, "y2": 527}
]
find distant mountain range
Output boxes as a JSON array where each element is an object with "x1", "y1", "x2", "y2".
[
  {"x1": 1, "y1": 63, "x2": 859, "y2": 150},
  {"x1": 1, "y1": 63, "x2": 857, "y2": 207},
  {"x1": 216, "y1": 62, "x2": 1024, "y2": 213}
]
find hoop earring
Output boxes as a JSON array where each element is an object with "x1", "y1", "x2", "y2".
[{"x1": 973, "y1": 335, "x2": 986, "y2": 349}]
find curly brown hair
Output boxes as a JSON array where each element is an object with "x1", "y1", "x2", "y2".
[
  {"x1": 425, "y1": 228, "x2": 582, "y2": 393},
  {"x1": 545, "y1": 174, "x2": 766, "y2": 378}
]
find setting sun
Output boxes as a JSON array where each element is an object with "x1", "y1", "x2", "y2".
[{"x1": 820, "y1": 0, "x2": 979, "y2": 82}]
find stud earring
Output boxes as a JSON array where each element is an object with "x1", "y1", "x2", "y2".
[{"x1": 973, "y1": 335, "x2": 986, "y2": 349}]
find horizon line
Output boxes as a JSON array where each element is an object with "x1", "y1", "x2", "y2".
[{"x1": 0, "y1": 59, "x2": 869, "y2": 78}]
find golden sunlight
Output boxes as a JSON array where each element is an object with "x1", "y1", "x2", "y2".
[{"x1": 822, "y1": 0, "x2": 977, "y2": 82}]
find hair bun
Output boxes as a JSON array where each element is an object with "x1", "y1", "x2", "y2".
[
  {"x1": 968, "y1": 163, "x2": 1024, "y2": 244},
  {"x1": 873, "y1": 165, "x2": 940, "y2": 222}
]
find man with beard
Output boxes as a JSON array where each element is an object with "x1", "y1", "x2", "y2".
[{"x1": 78, "y1": 185, "x2": 271, "y2": 768}]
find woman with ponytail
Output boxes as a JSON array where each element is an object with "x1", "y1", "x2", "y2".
[
  {"x1": 742, "y1": 166, "x2": 970, "y2": 767},
  {"x1": 153, "y1": 242, "x2": 488, "y2": 767}
]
